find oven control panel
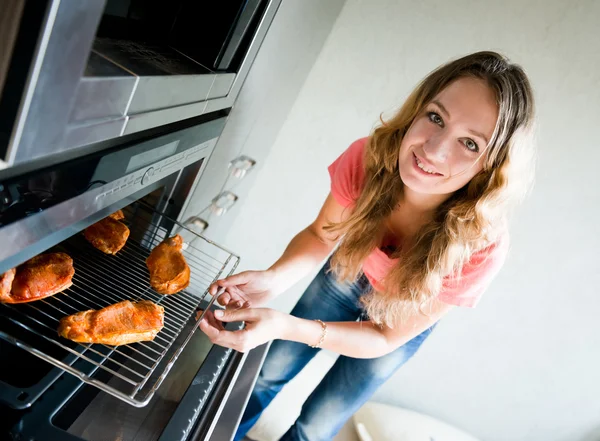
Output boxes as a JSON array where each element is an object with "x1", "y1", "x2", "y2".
[{"x1": 94, "y1": 139, "x2": 214, "y2": 204}]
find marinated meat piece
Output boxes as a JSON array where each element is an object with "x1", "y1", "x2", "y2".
[
  {"x1": 146, "y1": 235, "x2": 190, "y2": 294},
  {"x1": 108, "y1": 209, "x2": 125, "y2": 221},
  {"x1": 84, "y1": 211, "x2": 130, "y2": 255},
  {"x1": 58, "y1": 300, "x2": 164, "y2": 346},
  {"x1": 2, "y1": 253, "x2": 75, "y2": 304},
  {"x1": 0, "y1": 268, "x2": 16, "y2": 301}
]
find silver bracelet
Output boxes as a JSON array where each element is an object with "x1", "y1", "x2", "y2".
[{"x1": 309, "y1": 319, "x2": 328, "y2": 348}]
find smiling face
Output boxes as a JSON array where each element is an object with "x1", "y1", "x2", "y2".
[{"x1": 398, "y1": 77, "x2": 499, "y2": 197}]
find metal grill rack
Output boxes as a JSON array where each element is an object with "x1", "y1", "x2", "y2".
[{"x1": 0, "y1": 203, "x2": 239, "y2": 407}]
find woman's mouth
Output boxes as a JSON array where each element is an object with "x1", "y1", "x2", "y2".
[{"x1": 413, "y1": 153, "x2": 443, "y2": 176}]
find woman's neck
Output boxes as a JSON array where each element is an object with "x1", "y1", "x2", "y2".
[
  {"x1": 399, "y1": 186, "x2": 453, "y2": 216},
  {"x1": 384, "y1": 186, "x2": 453, "y2": 244}
]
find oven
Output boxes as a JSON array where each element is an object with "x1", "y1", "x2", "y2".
[
  {"x1": 0, "y1": 114, "x2": 249, "y2": 441},
  {"x1": 0, "y1": 0, "x2": 281, "y2": 169}
]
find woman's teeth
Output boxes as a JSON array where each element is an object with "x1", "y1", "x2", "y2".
[{"x1": 415, "y1": 157, "x2": 438, "y2": 175}]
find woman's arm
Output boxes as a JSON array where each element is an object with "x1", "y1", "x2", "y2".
[
  {"x1": 267, "y1": 193, "x2": 349, "y2": 293},
  {"x1": 213, "y1": 194, "x2": 351, "y2": 306},
  {"x1": 281, "y1": 299, "x2": 453, "y2": 358},
  {"x1": 203, "y1": 299, "x2": 454, "y2": 359}
]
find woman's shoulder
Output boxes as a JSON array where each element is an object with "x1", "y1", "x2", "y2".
[
  {"x1": 471, "y1": 230, "x2": 510, "y2": 264},
  {"x1": 438, "y1": 230, "x2": 509, "y2": 308},
  {"x1": 331, "y1": 137, "x2": 369, "y2": 169},
  {"x1": 327, "y1": 137, "x2": 370, "y2": 207},
  {"x1": 347, "y1": 137, "x2": 369, "y2": 156}
]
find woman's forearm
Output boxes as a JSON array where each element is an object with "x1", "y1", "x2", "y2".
[
  {"x1": 205, "y1": 302, "x2": 449, "y2": 357},
  {"x1": 280, "y1": 317, "x2": 393, "y2": 359},
  {"x1": 267, "y1": 227, "x2": 336, "y2": 295},
  {"x1": 278, "y1": 303, "x2": 448, "y2": 359}
]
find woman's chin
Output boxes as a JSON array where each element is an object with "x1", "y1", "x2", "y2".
[{"x1": 400, "y1": 170, "x2": 442, "y2": 195}]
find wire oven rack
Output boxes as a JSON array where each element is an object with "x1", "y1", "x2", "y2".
[{"x1": 0, "y1": 203, "x2": 239, "y2": 407}]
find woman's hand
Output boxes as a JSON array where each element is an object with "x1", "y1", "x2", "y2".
[
  {"x1": 197, "y1": 307, "x2": 292, "y2": 353},
  {"x1": 209, "y1": 270, "x2": 280, "y2": 309}
]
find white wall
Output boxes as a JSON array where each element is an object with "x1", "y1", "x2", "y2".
[{"x1": 220, "y1": 0, "x2": 600, "y2": 440}]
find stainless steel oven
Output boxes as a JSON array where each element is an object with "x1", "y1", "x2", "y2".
[
  {"x1": 0, "y1": 1, "x2": 348, "y2": 439},
  {"x1": 0, "y1": 114, "x2": 250, "y2": 441},
  {"x1": 0, "y1": 0, "x2": 281, "y2": 169}
]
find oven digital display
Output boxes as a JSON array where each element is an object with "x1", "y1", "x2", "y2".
[{"x1": 125, "y1": 141, "x2": 179, "y2": 173}]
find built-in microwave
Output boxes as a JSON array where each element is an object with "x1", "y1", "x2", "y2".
[{"x1": 0, "y1": 0, "x2": 280, "y2": 170}]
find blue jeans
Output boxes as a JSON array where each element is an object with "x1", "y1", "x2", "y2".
[{"x1": 234, "y1": 260, "x2": 435, "y2": 441}]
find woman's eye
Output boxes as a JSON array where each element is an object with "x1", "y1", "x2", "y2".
[
  {"x1": 462, "y1": 138, "x2": 479, "y2": 153},
  {"x1": 427, "y1": 111, "x2": 443, "y2": 126}
]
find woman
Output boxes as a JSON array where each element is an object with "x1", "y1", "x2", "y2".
[{"x1": 198, "y1": 51, "x2": 535, "y2": 441}]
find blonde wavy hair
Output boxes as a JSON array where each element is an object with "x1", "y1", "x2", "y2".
[{"x1": 327, "y1": 51, "x2": 536, "y2": 326}]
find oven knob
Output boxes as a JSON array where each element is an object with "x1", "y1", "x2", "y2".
[{"x1": 141, "y1": 167, "x2": 155, "y2": 185}]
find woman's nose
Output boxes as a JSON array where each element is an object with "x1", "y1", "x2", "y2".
[{"x1": 423, "y1": 133, "x2": 451, "y2": 162}]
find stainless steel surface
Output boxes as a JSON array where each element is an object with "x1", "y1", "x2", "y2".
[
  {"x1": 199, "y1": 352, "x2": 248, "y2": 441},
  {"x1": 202, "y1": 96, "x2": 234, "y2": 116},
  {"x1": 4, "y1": 0, "x2": 283, "y2": 170},
  {"x1": 123, "y1": 101, "x2": 209, "y2": 135},
  {"x1": 193, "y1": 0, "x2": 283, "y2": 118},
  {"x1": 158, "y1": 333, "x2": 244, "y2": 441},
  {"x1": 63, "y1": 115, "x2": 128, "y2": 150},
  {"x1": 0, "y1": 137, "x2": 217, "y2": 275},
  {"x1": 115, "y1": 0, "x2": 283, "y2": 137},
  {"x1": 6, "y1": 0, "x2": 105, "y2": 165},
  {"x1": 216, "y1": 0, "x2": 264, "y2": 70},
  {"x1": 222, "y1": 0, "x2": 283, "y2": 107},
  {"x1": 207, "y1": 343, "x2": 270, "y2": 441},
  {"x1": 207, "y1": 73, "x2": 236, "y2": 100},
  {"x1": 127, "y1": 75, "x2": 215, "y2": 115},
  {"x1": 67, "y1": 72, "x2": 221, "y2": 148},
  {"x1": 71, "y1": 76, "x2": 138, "y2": 122},
  {"x1": 0, "y1": 203, "x2": 240, "y2": 407},
  {"x1": 84, "y1": 50, "x2": 132, "y2": 76}
]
